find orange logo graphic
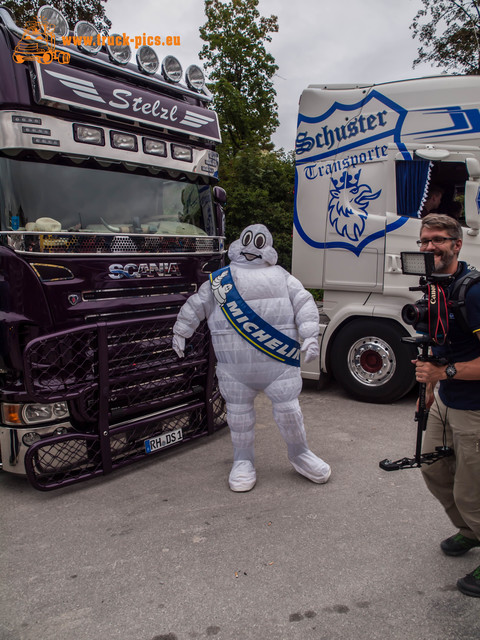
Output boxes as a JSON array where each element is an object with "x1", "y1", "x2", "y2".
[{"x1": 13, "y1": 19, "x2": 70, "y2": 65}]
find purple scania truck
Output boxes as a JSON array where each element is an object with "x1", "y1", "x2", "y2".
[{"x1": 0, "y1": 6, "x2": 227, "y2": 490}]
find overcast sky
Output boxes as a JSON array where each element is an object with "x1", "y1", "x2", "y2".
[{"x1": 107, "y1": 0, "x2": 437, "y2": 151}]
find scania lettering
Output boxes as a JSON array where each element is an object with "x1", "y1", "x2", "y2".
[
  {"x1": 293, "y1": 76, "x2": 480, "y2": 403},
  {"x1": 0, "y1": 6, "x2": 227, "y2": 490},
  {"x1": 108, "y1": 263, "x2": 182, "y2": 278}
]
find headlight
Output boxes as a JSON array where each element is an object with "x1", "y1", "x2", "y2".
[
  {"x1": 52, "y1": 403, "x2": 69, "y2": 419},
  {"x1": 162, "y1": 56, "x2": 182, "y2": 83},
  {"x1": 186, "y1": 65, "x2": 205, "y2": 92},
  {"x1": 110, "y1": 131, "x2": 138, "y2": 151},
  {"x1": 23, "y1": 402, "x2": 69, "y2": 425},
  {"x1": 22, "y1": 432, "x2": 41, "y2": 446},
  {"x1": 143, "y1": 138, "x2": 167, "y2": 157},
  {"x1": 74, "y1": 21, "x2": 102, "y2": 54},
  {"x1": 73, "y1": 123, "x2": 105, "y2": 145},
  {"x1": 171, "y1": 144, "x2": 193, "y2": 162},
  {"x1": 106, "y1": 35, "x2": 132, "y2": 65},
  {"x1": 1, "y1": 401, "x2": 69, "y2": 426},
  {"x1": 137, "y1": 45, "x2": 159, "y2": 75},
  {"x1": 37, "y1": 5, "x2": 69, "y2": 41}
]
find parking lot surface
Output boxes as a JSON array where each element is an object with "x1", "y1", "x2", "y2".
[{"x1": 1, "y1": 381, "x2": 480, "y2": 640}]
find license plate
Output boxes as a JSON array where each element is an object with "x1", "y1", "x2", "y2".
[{"x1": 144, "y1": 428, "x2": 183, "y2": 454}]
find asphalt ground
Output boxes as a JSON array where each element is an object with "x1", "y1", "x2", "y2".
[{"x1": 1, "y1": 380, "x2": 480, "y2": 640}]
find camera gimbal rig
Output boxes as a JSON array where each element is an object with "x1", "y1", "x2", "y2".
[
  {"x1": 379, "y1": 251, "x2": 454, "y2": 471},
  {"x1": 379, "y1": 336, "x2": 453, "y2": 470}
]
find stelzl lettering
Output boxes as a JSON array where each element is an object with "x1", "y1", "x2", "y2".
[
  {"x1": 110, "y1": 89, "x2": 178, "y2": 122},
  {"x1": 109, "y1": 262, "x2": 181, "y2": 279},
  {"x1": 36, "y1": 62, "x2": 221, "y2": 142}
]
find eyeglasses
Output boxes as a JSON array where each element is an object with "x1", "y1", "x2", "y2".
[{"x1": 416, "y1": 236, "x2": 456, "y2": 248}]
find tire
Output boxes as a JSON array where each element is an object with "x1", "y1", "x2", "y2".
[{"x1": 330, "y1": 319, "x2": 417, "y2": 403}]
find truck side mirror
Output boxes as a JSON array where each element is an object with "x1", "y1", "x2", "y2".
[
  {"x1": 464, "y1": 180, "x2": 480, "y2": 234},
  {"x1": 213, "y1": 186, "x2": 226, "y2": 206},
  {"x1": 465, "y1": 158, "x2": 480, "y2": 235},
  {"x1": 213, "y1": 186, "x2": 226, "y2": 237}
]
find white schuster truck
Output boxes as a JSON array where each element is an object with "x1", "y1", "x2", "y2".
[{"x1": 293, "y1": 75, "x2": 480, "y2": 403}]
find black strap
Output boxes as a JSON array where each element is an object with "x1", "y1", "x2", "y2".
[
  {"x1": 427, "y1": 283, "x2": 449, "y2": 345},
  {"x1": 449, "y1": 270, "x2": 480, "y2": 334}
]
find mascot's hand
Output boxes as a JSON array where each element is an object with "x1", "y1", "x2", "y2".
[
  {"x1": 301, "y1": 337, "x2": 319, "y2": 364},
  {"x1": 172, "y1": 334, "x2": 185, "y2": 358}
]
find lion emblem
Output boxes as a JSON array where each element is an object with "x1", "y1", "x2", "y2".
[{"x1": 328, "y1": 170, "x2": 381, "y2": 242}]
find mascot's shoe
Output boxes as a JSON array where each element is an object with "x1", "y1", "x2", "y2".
[
  {"x1": 290, "y1": 451, "x2": 331, "y2": 484},
  {"x1": 441, "y1": 533, "x2": 480, "y2": 556},
  {"x1": 457, "y1": 565, "x2": 480, "y2": 597},
  {"x1": 228, "y1": 460, "x2": 257, "y2": 492}
]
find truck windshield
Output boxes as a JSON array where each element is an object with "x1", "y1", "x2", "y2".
[{"x1": 0, "y1": 156, "x2": 216, "y2": 236}]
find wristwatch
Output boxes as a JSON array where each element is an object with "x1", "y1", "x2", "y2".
[{"x1": 445, "y1": 363, "x2": 457, "y2": 379}]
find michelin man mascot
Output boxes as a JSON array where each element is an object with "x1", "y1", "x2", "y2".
[{"x1": 172, "y1": 224, "x2": 331, "y2": 491}]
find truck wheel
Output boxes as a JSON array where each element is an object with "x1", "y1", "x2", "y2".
[{"x1": 330, "y1": 320, "x2": 416, "y2": 403}]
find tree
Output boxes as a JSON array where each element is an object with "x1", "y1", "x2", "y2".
[
  {"x1": 4, "y1": 0, "x2": 111, "y2": 34},
  {"x1": 199, "y1": 1, "x2": 294, "y2": 266},
  {"x1": 199, "y1": 0, "x2": 279, "y2": 155},
  {"x1": 220, "y1": 148, "x2": 295, "y2": 269},
  {"x1": 411, "y1": 0, "x2": 480, "y2": 74}
]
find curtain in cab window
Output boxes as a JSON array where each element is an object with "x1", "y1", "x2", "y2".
[{"x1": 396, "y1": 160, "x2": 432, "y2": 218}]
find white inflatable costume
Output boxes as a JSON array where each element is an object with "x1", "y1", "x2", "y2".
[{"x1": 172, "y1": 224, "x2": 331, "y2": 491}]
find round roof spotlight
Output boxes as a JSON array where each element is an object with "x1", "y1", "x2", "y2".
[
  {"x1": 136, "y1": 45, "x2": 159, "y2": 75},
  {"x1": 37, "y1": 5, "x2": 69, "y2": 41},
  {"x1": 106, "y1": 34, "x2": 132, "y2": 65},
  {"x1": 162, "y1": 55, "x2": 182, "y2": 84},
  {"x1": 74, "y1": 21, "x2": 101, "y2": 54},
  {"x1": 186, "y1": 65, "x2": 206, "y2": 92}
]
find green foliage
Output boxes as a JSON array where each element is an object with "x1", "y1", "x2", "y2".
[
  {"x1": 4, "y1": 0, "x2": 112, "y2": 34},
  {"x1": 308, "y1": 288, "x2": 324, "y2": 302},
  {"x1": 410, "y1": 0, "x2": 480, "y2": 74},
  {"x1": 199, "y1": 0, "x2": 279, "y2": 155},
  {"x1": 199, "y1": 1, "x2": 293, "y2": 269},
  {"x1": 221, "y1": 148, "x2": 295, "y2": 270}
]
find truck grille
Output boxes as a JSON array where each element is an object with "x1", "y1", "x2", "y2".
[{"x1": 4, "y1": 232, "x2": 221, "y2": 255}]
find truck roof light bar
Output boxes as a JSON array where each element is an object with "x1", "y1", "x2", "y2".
[
  {"x1": 106, "y1": 34, "x2": 132, "y2": 65},
  {"x1": 143, "y1": 138, "x2": 167, "y2": 157},
  {"x1": 74, "y1": 21, "x2": 102, "y2": 54},
  {"x1": 137, "y1": 45, "x2": 160, "y2": 75},
  {"x1": 171, "y1": 144, "x2": 193, "y2": 162},
  {"x1": 73, "y1": 124, "x2": 105, "y2": 146},
  {"x1": 186, "y1": 65, "x2": 205, "y2": 92},
  {"x1": 110, "y1": 131, "x2": 138, "y2": 151},
  {"x1": 37, "y1": 5, "x2": 69, "y2": 41},
  {"x1": 0, "y1": 8, "x2": 212, "y2": 102},
  {"x1": 162, "y1": 56, "x2": 182, "y2": 84}
]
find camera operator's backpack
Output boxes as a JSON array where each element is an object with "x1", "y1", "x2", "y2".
[{"x1": 449, "y1": 269, "x2": 480, "y2": 334}]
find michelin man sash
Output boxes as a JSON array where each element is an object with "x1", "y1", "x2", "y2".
[{"x1": 209, "y1": 267, "x2": 300, "y2": 367}]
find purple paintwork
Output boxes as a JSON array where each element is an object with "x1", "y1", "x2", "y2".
[{"x1": 35, "y1": 61, "x2": 221, "y2": 143}]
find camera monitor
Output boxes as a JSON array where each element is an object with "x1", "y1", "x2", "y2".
[{"x1": 400, "y1": 251, "x2": 435, "y2": 277}]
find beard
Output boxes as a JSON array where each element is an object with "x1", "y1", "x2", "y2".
[{"x1": 433, "y1": 249, "x2": 456, "y2": 273}]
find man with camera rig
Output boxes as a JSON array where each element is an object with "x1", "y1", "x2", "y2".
[{"x1": 413, "y1": 213, "x2": 480, "y2": 598}]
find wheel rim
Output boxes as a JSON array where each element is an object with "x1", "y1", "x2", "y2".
[{"x1": 347, "y1": 335, "x2": 396, "y2": 386}]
